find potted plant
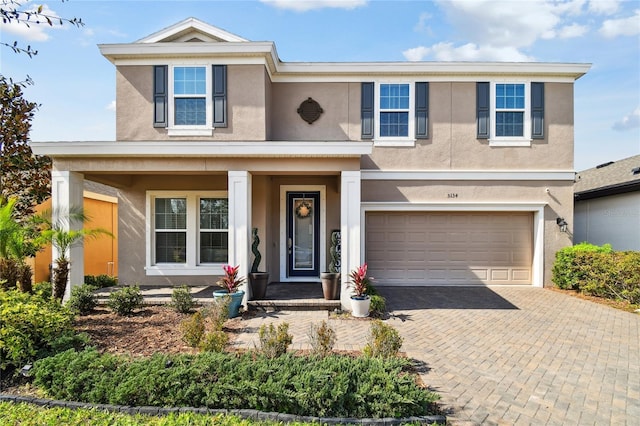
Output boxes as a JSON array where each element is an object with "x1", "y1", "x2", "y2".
[
  {"x1": 349, "y1": 262, "x2": 371, "y2": 317},
  {"x1": 249, "y1": 228, "x2": 269, "y2": 300},
  {"x1": 213, "y1": 264, "x2": 246, "y2": 318},
  {"x1": 320, "y1": 230, "x2": 341, "y2": 300}
]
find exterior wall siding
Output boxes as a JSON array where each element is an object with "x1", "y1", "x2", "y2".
[
  {"x1": 575, "y1": 192, "x2": 640, "y2": 251},
  {"x1": 362, "y1": 82, "x2": 575, "y2": 171},
  {"x1": 116, "y1": 64, "x2": 267, "y2": 141},
  {"x1": 270, "y1": 82, "x2": 360, "y2": 141}
]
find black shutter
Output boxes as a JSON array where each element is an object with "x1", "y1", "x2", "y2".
[
  {"x1": 212, "y1": 65, "x2": 227, "y2": 128},
  {"x1": 476, "y1": 82, "x2": 490, "y2": 139},
  {"x1": 415, "y1": 82, "x2": 429, "y2": 139},
  {"x1": 361, "y1": 82, "x2": 374, "y2": 139},
  {"x1": 531, "y1": 82, "x2": 544, "y2": 139},
  {"x1": 153, "y1": 65, "x2": 168, "y2": 128}
]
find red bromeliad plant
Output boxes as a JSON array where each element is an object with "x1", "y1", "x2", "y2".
[
  {"x1": 216, "y1": 264, "x2": 246, "y2": 293},
  {"x1": 349, "y1": 263, "x2": 371, "y2": 298}
]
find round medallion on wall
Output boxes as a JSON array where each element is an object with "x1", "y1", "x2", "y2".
[{"x1": 297, "y1": 97, "x2": 323, "y2": 124}]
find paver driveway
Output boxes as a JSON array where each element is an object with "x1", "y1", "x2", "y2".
[{"x1": 233, "y1": 287, "x2": 640, "y2": 425}]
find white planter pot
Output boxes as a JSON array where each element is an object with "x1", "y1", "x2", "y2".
[{"x1": 350, "y1": 295, "x2": 371, "y2": 318}]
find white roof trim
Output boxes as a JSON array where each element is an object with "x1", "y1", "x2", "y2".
[
  {"x1": 30, "y1": 141, "x2": 373, "y2": 158},
  {"x1": 137, "y1": 17, "x2": 248, "y2": 43}
]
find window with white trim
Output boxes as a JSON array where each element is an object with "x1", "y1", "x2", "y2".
[
  {"x1": 375, "y1": 82, "x2": 415, "y2": 146},
  {"x1": 147, "y1": 191, "x2": 228, "y2": 275},
  {"x1": 169, "y1": 66, "x2": 211, "y2": 134},
  {"x1": 173, "y1": 66, "x2": 207, "y2": 126},
  {"x1": 490, "y1": 82, "x2": 531, "y2": 146}
]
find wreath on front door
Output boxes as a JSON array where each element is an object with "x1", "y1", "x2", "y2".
[{"x1": 295, "y1": 200, "x2": 312, "y2": 219}]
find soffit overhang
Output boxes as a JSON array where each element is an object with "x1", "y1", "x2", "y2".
[
  {"x1": 99, "y1": 43, "x2": 590, "y2": 82},
  {"x1": 30, "y1": 141, "x2": 373, "y2": 158}
]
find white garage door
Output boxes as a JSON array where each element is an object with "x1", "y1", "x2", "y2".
[{"x1": 366, "y1": 212, "x2": 533, "y2": 285}]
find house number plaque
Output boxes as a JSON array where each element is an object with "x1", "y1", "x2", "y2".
[{"x1": 297, "y1": 97, "x2": 323, "y2": 124}]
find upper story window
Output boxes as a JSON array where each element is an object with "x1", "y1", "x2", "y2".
[
  {"x1": 153, "y1": 65, "x2": 227, "y2": 136},
  {"x1": 361, "y1": 82, "x2": 428, "y2": 147},
  {"x1": 477, "y1": 81, "x2": 544, "y2": 147},
  {"x1": 494, "y1": 83, "x2": 526, "y2": 138},
  {"x1": 379, "y1": 84, "x2": 410, "y2": 138},
  {"x1": 173, "y1": 66, "x2": 207, "y2": 126}
]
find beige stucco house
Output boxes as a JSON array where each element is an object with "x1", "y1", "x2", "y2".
[{"x1": 31, "y1": 18, "x2": 590, "y2": 307}]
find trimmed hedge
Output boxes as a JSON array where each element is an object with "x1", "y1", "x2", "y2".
[
  {"x1": 34, "y1": 348, "x2": 440, "y2": 418},
  {"x1": 552, "y1": 242, "x2": 613, "y2": 290},
  {"x1": 552, "y1": 244, "x2": 640, "y2": 305}
]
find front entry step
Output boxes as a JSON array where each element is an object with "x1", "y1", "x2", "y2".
[
  {"x1": 247, "y1": 282, "x2": 342, "y2": 311},
  {"x1": 247, "y1": 298, "x2": 341, "y2": 312}
]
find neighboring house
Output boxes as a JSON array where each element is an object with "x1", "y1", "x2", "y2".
[
  {"x1": 31, "y1": 18, "x2": 590, "y2": 306},
  {"x1": 574, "y1": 155, "x2": 640, "y2": 251},
  {"x1": 29, "y1": 181, "x2": 118, "y2": 283}
]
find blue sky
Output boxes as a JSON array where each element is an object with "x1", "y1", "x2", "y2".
[{"x1": 2, "y1": 0, "x2": 639, "y2": 171}]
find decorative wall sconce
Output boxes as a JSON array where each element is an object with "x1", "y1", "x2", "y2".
[{"x1": 556, "y1": 217, "x2": 568, "y2": 233}]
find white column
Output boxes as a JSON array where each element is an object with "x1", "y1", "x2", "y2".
[
  {"x1": 228, "y1": 171, "x2": 252, "y2": 302},
  {"x1": 340, "y1": 171, "x2": 361, "y2": 310},
  {"x1": 51, "y1": 170, "x2": 84, "y2": 301}
]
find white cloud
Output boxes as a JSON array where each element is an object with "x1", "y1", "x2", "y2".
[
  {"x1": 0, "y1": 4, "x2": 62, "y2": 42},
  {"x1": 403, "y1": 42, "x2": 534, "y2": 62},
  {"x1": 588, "y1": 0, "x2": 620, "y2": 15},
  {"x1": 436, "y1": 0, "x2": 563, "y2": 48},
  {"x1": 613, "y1": 107, "x2": 640, "y2": 131},
  {"x1": 260, "y1": 0, "x2": 367, "y2": 12},
  {"x1": 600, "y1": 9, "x2": 640, "y2": 37},
  {"x1": 414, "y1": 12, "x2": 433, "y2": 34},
  {"x1": 557, "y1": 23, "x2": 589, "y2": 38},
  {"x1": 106, "y1": 101, "x2": 116, "y2": 112}
]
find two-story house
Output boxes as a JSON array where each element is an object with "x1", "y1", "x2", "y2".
[{"x1": 32, "y1": 18, "x2": 590, "y2": 307}]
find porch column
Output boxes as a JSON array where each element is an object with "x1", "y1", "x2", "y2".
[
  {"x1": 340, "y1": 171, "x2": 361, "y2": 310},
  {"x1": 228, "y1": 171, "x2": 252, "y2": 301},
  {"x1": 51, "y1": 170, "x2": 84, "y2": 301}
]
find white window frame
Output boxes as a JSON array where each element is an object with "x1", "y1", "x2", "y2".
[
  {"x1": 490, "y1": 81, "x2": 531, "y2": 147},
  {"x1": 168, "y1": 64, "x2": 213, "y2": 137},
  {"x1": 374, "y1": 81, "x2": 415, "y2": 147},
  {"x1": 146, "y1": 190, "x2": 227, "y2": 276}
]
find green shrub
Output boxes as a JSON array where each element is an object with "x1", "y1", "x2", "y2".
[
  {"x1": 574, "y1": 251, "x2": 640, "y2": 305},
  {"x1": 363, "y1": 320, "x2": 403, "y2": 358},
  {"x1": 370, "y1": 294, "x2": 386, "y2": 317},
  {"x1": 257, "y1": 322, "x2": 292, "y2": 358},
  {"x1": 33, "y1": 281, "x2": 52, "y2": 299},
  {"x1": 552, "y1": 242, "x2": 613, "y2": 289},
  {"x1": 180, "y1": 311, "x2": 205, "y2": 348},
  {"x1": 84, "y1": 274, "x2": 118, "y2": 288},
  {"x1": 34, "y1": 349, "x2": 440, "y2": 418},
  {"x1": 170, "y1": 285, "x2": 196, "y2": 313},
  {"x1": 199, "y1": 330, "x2": 228, "y2": 352},
  {"x1": 0, "y1": 402, "x2": 258, "y2": 426},
  {"x1": 107, "y1": 285, "x2": 143, "y2": 316},
  {"x1": 203, "y1": 296, "x2": 231, "y2": 331},
  {"x1": 65, "y1": 284, "x2": 98, "y2": 315},
  {"x1": 0, "y1": 289, "x2": 78, "y2": 371},
  {"x1": 307, "y1": 320, "x2": 336, "y2": 357}
]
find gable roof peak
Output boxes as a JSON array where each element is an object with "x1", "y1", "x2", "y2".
[{"x1": 137, "y1": 17, "x2": 248, "y2": 43}]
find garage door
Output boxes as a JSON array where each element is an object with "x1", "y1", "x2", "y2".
[{"x1": 366, "y1": 212, "x2": 533, "y2": 285}]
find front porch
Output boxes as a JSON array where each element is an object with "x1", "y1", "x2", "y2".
[{"x1": 31, "y1": 141, "x2": 373, "y2": 310}]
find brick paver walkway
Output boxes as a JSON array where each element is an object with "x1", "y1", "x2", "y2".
[{"x1": 233, "y1": 287, "x2": 640, "y2": 425}]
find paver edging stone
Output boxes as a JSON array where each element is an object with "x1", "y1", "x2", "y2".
[{"x1": 0, "y1": 393, "x2": 446, "y2": 424}]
